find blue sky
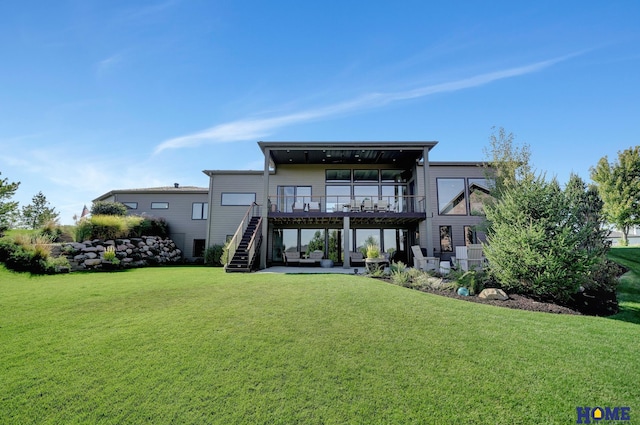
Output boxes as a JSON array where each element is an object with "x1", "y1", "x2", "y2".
[{"x1": 1, "y1": 1, "x2": 639, "y2": 224}]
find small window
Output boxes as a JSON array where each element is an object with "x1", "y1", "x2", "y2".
[
  {"x1": 193, "y1": 239, "x2": 206, "y2": 258},
  {"x1": 326, "y1": 169, "x2": 351, "y2": 182},
  {"x1": 353, "y1": 169, "x2": 379, "y2": 182},
  {"x1": 151, "y1": 202, "x2": 169, "y2": 209},
  {"x1": 464, "y1": 226, "x2": 478, "y2": 245},
  {"x1": 440, "y1": 226, "x2": 453, "y2": 252},
  {"x1": 192, "y1": 202, "x2": 208, "y2": 220},
  {"x1": 122, "y1": 202, "x2": 138, "y2": 209},
  {"x1": 221, "y1": 193, "x2": 256, "y2": 206}
]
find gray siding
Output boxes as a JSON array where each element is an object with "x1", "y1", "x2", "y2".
[
  {"x1": 112, "y1": 192, "x2": 208, "y2": 260},
  {"x1": 427, "y1": 163, "x2": 488, "y2": 257},
  {"x1": 207, "y1": 173, "x2": 264, "y2": 247}
]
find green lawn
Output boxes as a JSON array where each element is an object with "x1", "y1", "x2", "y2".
[{"x1": 1, "y1": 249, "x2": 639, "y2": 424}]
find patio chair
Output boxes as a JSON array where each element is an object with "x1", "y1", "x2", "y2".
[
  {"x1": 349, "y1": 251, "x2": 365, "y2": 266},
  {"x1": 376, "y1": 199, "x2": 389, "y2": 212},
  {"x1": 411, "y1": 245, "x2": 440, "y2": 271},
  {"x1": 467, "y1": 244, "x2": 484, "y2": 270},
  {"x1": 362, "y1": 199, "x2": 374, "y2": 212},
  {"x1": 455, "y1": 246, "x2": 468, "y2": 271},
  {"x1": 350, "y1": 199, "x2": 360, "y2": 212},
  {"x1": 284, "y1": 251, "x2": 300, "y2": 266},
  {"x1": 307, "y1": 201, "x2": 320, "y2": 212},
  {"x1": 292, "y1": 202, "x2": 305, "y2": 212}
]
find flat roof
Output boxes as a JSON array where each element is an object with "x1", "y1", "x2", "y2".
[
  {"x1": 258, "y1": 141, "x2": 438, "y2": 166},
  {"x1": 94, "y1": 186, "x2": 208, "y2": 202}
]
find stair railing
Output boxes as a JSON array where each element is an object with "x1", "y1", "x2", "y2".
[
  {"x1": 225, "y1": 202, "x2": 261, "y2": 269},
  {"x1": 245, "y1": 216, "x2": 263, "y2": 270}
]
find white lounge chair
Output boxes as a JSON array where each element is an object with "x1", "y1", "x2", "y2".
[
  {"x1": 376, "y1": 199, "x2": 389, "y2": 211},
  {"x1": 411, "y1": 245, "x2": 440, "y2": 271}
]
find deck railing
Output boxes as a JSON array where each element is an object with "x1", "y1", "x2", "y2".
[{"x1": 267, "y1": 195, "x2": 425, "y2": 214}]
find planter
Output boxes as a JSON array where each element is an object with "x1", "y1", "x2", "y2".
[{"x1": 365, "y1": 258, "x2": 388, "y2": 273}]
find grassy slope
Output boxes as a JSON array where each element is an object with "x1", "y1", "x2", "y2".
[
  {"x1": 1, "y1": 261, "x2": 639, "y2": 424},
  {"x1": 608, "y1": 246, "x2": 640, "y2": 324}
]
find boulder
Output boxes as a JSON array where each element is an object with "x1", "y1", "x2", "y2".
[
  {"x1": 478, "y1": 288, "x2": 509, "y2": 301},
  {"x1": 84, "y1": 259, "x2": 102, "y2": 267}
]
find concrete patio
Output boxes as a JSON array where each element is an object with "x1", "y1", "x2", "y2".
[{"x1": 257, "y1": 266, "x2": 364, "y2": 275}]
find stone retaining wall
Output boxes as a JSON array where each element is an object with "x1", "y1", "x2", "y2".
[{"x1": 59, "y1": 236, "x2": 182, "y2": 271}]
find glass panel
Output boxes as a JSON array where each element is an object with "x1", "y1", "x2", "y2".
[
  {"x1": 278, "y1": 186, "x2": 295, "y2": 212},
  {"x1": 192, "y1": 203, "x2": 201, "y2": 219},
  {"x1": 353, "y1": 186, "x2": 378, "y2": 203},
  {"x1": 272, "y1": 229, "x2": 285, "y2": 262},
  {"x1": 353, "y1": 169, "x2": 379, "y2": 182},
  {"x1": 468, "y1": 178, "x2": 492, "y2": 215},
  {"x1": 151, "y1": 202, "x2": 169, "y2": 209},
  {"x1": 122, "y1": 202, "x2": 137, "y2": 209},
  {"x1": 301, "y1": 229, "x2": 325, "y2": 256},
  {"x1": 221, "y1": 193, "x2": 255, "y2": 206},
  {"x1": 326, "y1": 169, "x2": 351, "y2": 182},
  {"x1": 355, "y1": 229, "x2": 380, "y2": 256},
  {"x1": 202, "y1": 203, "x2": 208, "y2": 219},
  {"x1": 437, "y1": 178, "x2": 467, "y2": 215},
  {"x1": 381, "y1": 185, "x2": 407, "y2": 212},
  {"x1": 325, "y1": 186, "x2": 351, "y2": 212},
  {"x1": 282, "y1": 229, "x2": 298, "y2": 253},
  {"x1": 440, "y1": 226, "x2": 453, "y2": 252},
  {"x1": 296, "y1": 186, "x2": 311, "y2": 204},
  {"x1": 328, "y1": 229, "x2": 343, "y2": 263}
]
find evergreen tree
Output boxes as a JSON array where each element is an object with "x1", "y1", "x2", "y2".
[
  {"x1": 21, "y1": 191, "x2": 59, "y2": 229},
  {"x1": 0, "y1": 171, "x2": 20, "y2": 233}
]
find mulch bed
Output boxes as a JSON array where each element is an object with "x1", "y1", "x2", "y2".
[{"x1": 421, "y1": 289, "x2": 581, "y2": 315}]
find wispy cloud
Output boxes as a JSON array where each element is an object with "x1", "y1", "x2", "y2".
[
  {"x1": 117, "y1": 0, "x2": 178, "y2": 23},
  {"x1": 154, "y1": 54, "x2": 577, "y2": 155}
]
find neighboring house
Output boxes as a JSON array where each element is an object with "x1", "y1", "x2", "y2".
[
  {"x1": 203, "y1": 141, "x2": 492, "y2": 271},
  {"x1": 93, "y1": 184, "x2": 209, "y2": 260}
]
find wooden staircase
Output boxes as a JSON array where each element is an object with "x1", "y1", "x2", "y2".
[{"x1": 225, "y1": 216, "x2": 262, "y2": 272}]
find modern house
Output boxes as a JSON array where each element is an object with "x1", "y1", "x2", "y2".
[
  {"x1": 203, "y1": 141, "x2": 492, "y2": 271},
  {"x1": 93, "y1": 184, "x2": 209, "y2": 260}
]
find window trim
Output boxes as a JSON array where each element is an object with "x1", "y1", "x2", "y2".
[
  {"x1": 192, "y1": 202, "x2": 209, "y2": 220},
  {"x1": 436, "y1": 177, "x2": 468, "y2": 216}
]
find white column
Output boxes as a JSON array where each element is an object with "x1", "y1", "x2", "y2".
[
  {"x1": 422, "y1": 147, "x2": 434, "y2": 256},
  {"x1": 343, "y1": 216, "x2": 351, "y2": 268},
  {"x1": 260, "y1": 148, "x2": 270, "y2": 269}
]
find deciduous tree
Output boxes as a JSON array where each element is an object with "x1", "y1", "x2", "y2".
[{"x1": 590, "y1": 146, "x2": 640, "y2": 246}]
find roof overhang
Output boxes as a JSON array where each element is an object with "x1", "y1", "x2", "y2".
[{"x1": 258, "y1": 141, "x2": 437, "y2": 167}]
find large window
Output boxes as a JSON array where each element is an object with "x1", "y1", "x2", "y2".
[
  {"x1": 221, "y1": 193, "x2": 256, "y2": 206},
  {"x1": 192, "y1": 202, "x2": 208, "y2": 220},
  {"x1": 325, "y1": 185, "x2": 350, "y2": 212},
  {"x1": 353, "y1": 169, "x2": 379, "y2": 182},
  {"x1": 437, "y1": 178, "x2": 467, "y2": 215},
  {"x1": 301, "y1": 229, "x2": 325, "y2": 255},
  {"x1": 278, "y1": 186, "x2": 311, "y2": 212},
  {"x1": 468, "y1": 178, "x2": 491, "y2": 215}
]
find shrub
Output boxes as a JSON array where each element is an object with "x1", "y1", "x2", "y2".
[
  {"x1": 90, "y1": 215, "x2": 130, "y2": 240},
  {"x1": 204, "y1": 245, "x2": 225, "y2": 266},
  {"x1": 103, "y1": 245, "x2": 117, "y2": 261},
  {"x1": 366, "y1": 244, "x2": 381, "y2": 259},
  {"x1": 221, "y1": 242, "x2": 231, "y2": 266},
  {"x1": 39, "y1": 220, "x2": 62, "y2": 242},
  {"x1": 74, "y1": 219, "x2": 92, "y2": 242},
  {"x1": 130, "y1": 216, "x2": 169, "y2": 238},
  {"x1": 91, "y1": 201, "x2": 128, "y2": 216}
]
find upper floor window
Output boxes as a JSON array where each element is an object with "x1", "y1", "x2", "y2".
[
  {"x1": 437, "y1": 179, "x2": 467, "y2": 215},
  {"x1": 122, "y1": 202, "x2": 138, "y2": 210},
  {"x1": 151, "y1": 202, "x2": 169, "y2": 209},
  {"x1": 381, "y1": 169, "x2": 407, "y2": 183},
  {"x1": 326, "y1": 169, "x2": 351, "y2": 182},
  {"x1": 221, "y1": 193, "x2": 255, "y2": 206},
  {"x1": 192, "y1": 202, "x2": 208, "y2": 220},
  {"x1": 468, "y1": 178, "x2": 491, "y2": 215},
  {"x1": 353, "y1": 169, "x2": 379, "y2": 182}
]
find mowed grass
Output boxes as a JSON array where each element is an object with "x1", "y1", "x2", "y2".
[{"x1": 1, "y1": 252, "x2": 639, "y2": 424}]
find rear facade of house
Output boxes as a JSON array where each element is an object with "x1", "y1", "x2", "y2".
[{"x1": 204, "y1": 141, "x2": 492, "y2": 271}]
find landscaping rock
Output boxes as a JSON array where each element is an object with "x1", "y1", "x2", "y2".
[{"x1": 478, "y1": 288, "x2": 509, "y2": 301}]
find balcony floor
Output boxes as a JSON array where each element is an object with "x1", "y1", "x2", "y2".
[{"x1": 268, "y1": 211, "x2": 424, "y2": 226}]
